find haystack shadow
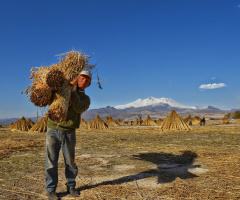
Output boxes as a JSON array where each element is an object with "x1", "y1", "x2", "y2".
[{"x1": 76, "y1": 150, "x2": 200, "y2": 192}]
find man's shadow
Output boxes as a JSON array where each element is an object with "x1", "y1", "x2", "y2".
[{"x1": 59, "y1": 151, "x2": 200, "y2": 197}]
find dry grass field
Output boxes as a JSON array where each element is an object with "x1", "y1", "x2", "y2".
[{"x1": 1, "y1": 124, "x2": 240, "y2": 199}]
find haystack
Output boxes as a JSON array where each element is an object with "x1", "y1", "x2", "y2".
[
  {"x1": 87, "y1": 114, "x2": 108, "y2": 129},
  {"x1": 80, "y1": 118, "x2": 88, "y2": 127},
  {"x1": 156, "y1": 118, "x2": 163, "y2": 125},
  {"x1": 104, "y1": 116, "x2": 109, "y2": 124},
  {"x1": 141, "y1": 115, "x2": 157, "y2": 126},
  {"x1": 116, "y1": 119, "x2": 125, "y2": 126},
  {"x1": 159, "y1": 110, "x2": 192, "y2": 131},
  {"x1": 10, "y1": 116, "x2": 30, "y2": 131},
  {"x1": 105, "y1": 116, "x2": 119, "y2": 127},
  {"x1": 184, "y1": 115, "x2": 192, "y2": 125},
  {"x1": 27, "y1": 118, "x2": 35, "y2": 129},
  {"x1": 26, "y1": 50, "x2": 96, "y2": 123},
  {"x1": 192, "y1": 116, "x2": 201, "y2": 126},
  {"x1": 220, "y1": 118, "x2": 230, "y2": 124},
  {"x1": 29, "y1": 117, "x2": 47, "y2": 132},
  {"x1": 133, "y1": 117, "x2": 143, "y2": 125}
]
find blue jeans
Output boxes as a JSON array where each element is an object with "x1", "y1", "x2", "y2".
[{"x1": 45, "y1": 128, "x2": 78, "y2": 192}]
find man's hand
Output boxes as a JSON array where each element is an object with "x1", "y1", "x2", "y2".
[{"x1": 70, "y1": 81, "x2": 77, "y2": 92}]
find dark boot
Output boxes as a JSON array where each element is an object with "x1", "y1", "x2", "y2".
[
  {"x1": 67, "y1": 187, "x2": 80, "y2": 197},
  {"x1": 47, "y1": 191, "x2": 59, "y2": 200}
]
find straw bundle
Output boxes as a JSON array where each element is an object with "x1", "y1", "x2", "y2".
[
  {"x1": 59, "y1": 50, "x2": 95, "y2": 83},
  {"x1": 104, "y1": 116, "x2": 109, "y2": 124},
  {"x1": 46, "y1": 67, "x2": 65, "y2": 90},
  {"x1": 116, "y1": 119, "x2": 125, "y2": 126},
  {"x1": 27, "y1": 118, "x2": 35, "y2": 129},
  {"x1": 26, "y1": 66, "x2": 53, "y2": 107},
  {"x1": 87, "y1": 114, "x2": 108, "y2": 129},
  {"x1": 10, "y1": 116, "x2": 30, "y2": 131},
  {"x1": 133, "y1": 117, "x2": 142, "y2": 125},
  {"x1": 156, "y1": 118, "x2": 163, "y2": 125},
  {"x1": 141, "y1": 115, "x2": 157, "y2": 126},
  {"x1": 105, "y1": 116, "x2": 119, "y2": 127},
  {"x1": 184, "y1": 115, "x2": 192, "y2": 124},
  {"x1": 192, "y1": 117, "x2": 201, "y2": 125},
  {"x1": 26, "y1": 50, "x2": 97, "y2": 123},
  {"x1": 29, "y1": 117, "x2": 47, "y2": 132},
  {"x1": 47, "y1": 83, "x2": 72, "y2": 123},
  {"x1": 220, "y1": 118, "x2": 230, "y2": 124},
  {"x1": 30, "y1": 86, "x2": 52, "y2": 107},
  {"x1": 80, "y1": 118, "x2": 88, "y2": 127},
  {"x1": 159, "y1": 110, "x2": 192, "y2": 131}
]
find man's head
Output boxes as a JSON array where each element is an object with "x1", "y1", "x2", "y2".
[{"x1": 77, "y1": 70, "x2": 92, "y2": 91}]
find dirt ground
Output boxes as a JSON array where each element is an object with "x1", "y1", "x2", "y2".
[{"x1": 1, "y1": 124, "x2": 240, "y2": 200}]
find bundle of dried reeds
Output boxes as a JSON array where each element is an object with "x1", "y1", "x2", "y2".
[
  {"x1": 105, "y1": 116, "x2": 119, "y2": 127},
  {"x1": 159, "y1": 110, "x2": 192, "y2": 131},
  {"x1": 192, "y1": 117, "x2": 201, "y2": 125},
  {"x1": 220, "y1": 118, "x2": 230, "y2": 124},
  {"x1": 27, "y1": 118, "x2": 35, "y2": 130},
  {"x1": 46, "y1": 67, "x2": 65, "y2": 90},
  {"x1": 10, "y1": 116, "x2": 30, "y2": 131},
  {"x1": 26, "y1": 50, "x2": 97, "y2": 123},
  {"x1": 87, "y1": 114, "x2": 108, "y2": 129},
  {"x1": 26, "y1": 66, "x2": 53, "y2": 107},
  {"x1": 156, "y1": 118, "x2": 163, "y2": 125},
  {"x1": 133, "y1": 117, "x2": 142, "y2": 125},
  {"x1": 184, "y1": 115, "x2": 192, "y2": 124},
  {"x1": 29, "y1": 117, "x2": 47, "y2": 132},
  {"x1": 116, "y1": 119, "x2": 125, "y2": 126},
  {"x1": 47, "y1": 83, "x2": 72, "y2": 123},
  {"x1": 80, "y1": 118, "x2": 88, "y2": 127},
  {"x1": 59, "y1": 50, "x2": 96, "y2": 83},
  {"x1": 141, "y1": 115, "x2": 157, "y2": 126},
  {"x1": 30, "y1": 86, "x2": 52, "y2": 107}
]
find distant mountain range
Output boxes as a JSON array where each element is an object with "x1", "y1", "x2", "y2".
[
  {"x1": 1, "y1": 97, "x2": 238, "y2": 125},
  {"x1": 82, "y1": 97, "x2": 238, "y2": 122}
]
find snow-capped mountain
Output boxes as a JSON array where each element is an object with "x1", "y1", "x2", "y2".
[{"x1": 114, "y1": 97, "x2": 198, "y2": 110}]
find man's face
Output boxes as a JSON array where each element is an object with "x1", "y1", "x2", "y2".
[{"x1": 77, "y1": 75, "x2": 91, "y2": 91}]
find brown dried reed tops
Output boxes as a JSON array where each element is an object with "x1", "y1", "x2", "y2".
[
  {"x1": 159, "y1": 110, "x2": 192, "y2": 131},
  {"x1": 87, "y1": 114, "x2": 108, "y2": 129},
  {"x1": 46, "y1": 68, "x2": 65, "y2": 90},
  {"x1": 29, "y1": 117, "x2": 47, "y2": 132},
  {"x1": 30, "y1": 86, "x2": 53, "y2": 107}
]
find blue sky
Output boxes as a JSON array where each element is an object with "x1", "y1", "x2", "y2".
[{"x1": 0, "y1": 0, "x2": 240, "y2": 118}]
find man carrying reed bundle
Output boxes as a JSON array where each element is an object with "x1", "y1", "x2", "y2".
[{"x1": 45, "y1": 70, "x2": 92, "y2": 200}]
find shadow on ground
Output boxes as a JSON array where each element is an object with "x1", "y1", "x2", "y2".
[{"x1": 59, "y1": 150, "x2": 200, "y2": 195}]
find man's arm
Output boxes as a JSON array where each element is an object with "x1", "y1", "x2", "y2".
[{"x1": 71, "y1": 91, "x2": 91, "y2": 114}]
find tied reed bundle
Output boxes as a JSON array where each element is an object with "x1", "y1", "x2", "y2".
[
  {"x1": 30, "y1": 86, "x2": 52, "y2": 107},
  {"x1": 159, "y1": 110, "x2": 192, "y2": 131},
  {"x1": 87, "y1": 114, "x2": 108, "y2": 129},
  {"x1": 29, "y1": 117, "x2": 47, "y2": 132},
  {"x1": 47, "y1": 83, "x2": 72, "y2": 123},
  {"x1": 46, "y1": 67, "x2": 65, "y2": 90},
  {"x1": 26, "y1": 66, "x2": 53, "y2": 107},
  {"x1": 26, "y1": 50, "x2": 97, "y2": 123}
]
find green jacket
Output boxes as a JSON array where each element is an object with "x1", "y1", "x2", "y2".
[{"x1": 47, "y1": 90, "x2": 90, "y2": 130}]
